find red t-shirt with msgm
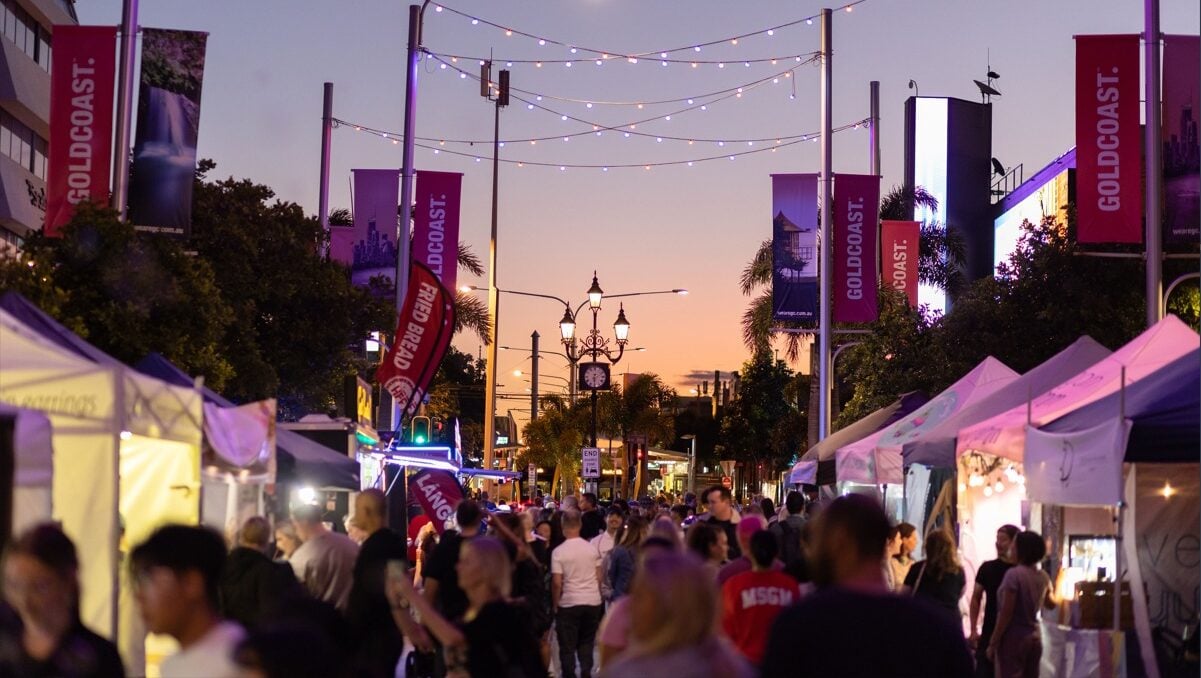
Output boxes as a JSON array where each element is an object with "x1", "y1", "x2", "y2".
[{"x1": 721, "y1": 569, "x2": 802, "y2": 665}]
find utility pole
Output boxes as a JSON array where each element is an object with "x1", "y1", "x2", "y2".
[
  {"x1": 111, "y1": 0, "x2": 138, "y2": 218},
  {"x1": 318, "y1": 82, "x2": 333, "y2": 257},
  {"x1": 530, "y1": 331, "x2": 540, "y2": 421},
  {"x1": 817, "y1": 8, "x2": 834, "y2": 441},
  {"x1": 1144, "y1": 0, "x2": 1162, "y2": 326},
  {"x1": 482, "y1": 67, "x2": 510, "y2": 483}
]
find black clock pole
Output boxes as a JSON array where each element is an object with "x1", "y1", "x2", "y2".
[{"x1": 591, "y1": 389, "x2": 598, "y2": 448}]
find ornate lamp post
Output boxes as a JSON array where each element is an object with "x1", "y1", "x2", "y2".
[{"x1": 560, "y1": 273, "x2": 631, "y2": 449}]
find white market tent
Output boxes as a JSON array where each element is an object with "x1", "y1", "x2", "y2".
[
  {"x1": 835, "y1": 357, "x2": 1019, "y2": 484},
  {"x1": 0, "y1": 307, "x2": 202, "y2": 666},
  {"x1": 956, "y1": 315, "x2": 1199, "y2": 462}
]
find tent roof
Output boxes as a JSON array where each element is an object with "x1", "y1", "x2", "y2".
[
  {"x1": 801, "y1": 391, "x2": 930, "y2": 462},
  {"x1": 1042, "y1": 348, "x2": 1199, "y2": 462},
  {"x1": 0, "y1": 292, "x2": 119, "y2": 365},
  {"x1": 957, "y1": 315, "x2": 1200, "y2": 461},
  {"x1": 838, "y1": 356, "x2": 1018, "y2": 459},
  {"x1": 135, "y1": 353, "x2": 359, "y2": 490},
  {"x1": 903, "y1": 336, "x2": 1112, "y2": 468}
]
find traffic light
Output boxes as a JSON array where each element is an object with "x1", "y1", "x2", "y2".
[{"x1": 410, "y1": 416, "x2": 431, "y2": 444}]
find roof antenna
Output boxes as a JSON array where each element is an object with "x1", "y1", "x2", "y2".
[{"x1": 974, "y1": 48, "x2": 1001, "y2": 104}]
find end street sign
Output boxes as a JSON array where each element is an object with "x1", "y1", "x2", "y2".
[{"x1": 582, "y1": 447, "x2": 600, "y2": 479}]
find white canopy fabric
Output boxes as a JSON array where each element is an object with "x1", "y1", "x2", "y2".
[
  {"x1": 1023, "y1": 418, "x2": 1130, "y2": 506},
  {"x1": 957, "y1": 315, "x2": 1199, "y2": 462},
  {"x1": 901, "y1": 336, "x2": 1112, "y2": 469},
  {"x1": 0, "y1": 307, "x2": 201, "y2": 667},
  {"x1": 836, "y1": 357, "x2": 1018, "y2": 484}
]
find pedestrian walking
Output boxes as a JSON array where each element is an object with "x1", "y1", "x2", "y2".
[
  {"x1": 579, "y1": 492, "x2": 605, "y2": 541},
  {"x1": 699, "y1": 486, "x2": 742, "y2": 559},
  {"x1": 969, "y1": 524, "x2": 1019, "y2": 677},
  {"x1": 596, "y1": 535, "x2": 678, "y2": 668},
  {"x1": 423, "y1": 499, "x2": 485, "y2": 622},
  {"x1": 0, "y1": 524, "x2": 125, "y2": 678},
  {"x1": 769, "y1": 491, "x2": 809, "y2": 582},
  {"x1": 607, "y1": 514, "x2": 648, "y2": 600},
  {"x1": 220, "y1": 516, "x2": 302, "y2": 630},
  {"x1": 131, "y1": 525, "x2": 246, "y2": 678},
  {"x1": 717, "y1": 515, "x2": 779, "y2": 586},
  {"x1": 389, "y1": 537, "x2": 546, "y2": 678},
  {"x1": 759, "y1": 495, "x2": 972, "y2": 677},
  {"x1": 598, "y1": 550, "x2": 752, "y2": 678},
  {"x1": 721, "y1": 531, "x2": 802, "y2": 666},
  {"x1": 890, "y1": 522, "x2": 917, "y2": 588},
  {"x1": 686, "y1": 521, "x2": 728, "y2": 577},
  {"x1": 883, "y1": 525, "x2": 902, "y2": 590},
  {"x1": 273, "y1": 520, "x2": 302, "y2": 562},
  {"x1": 987, "y1": 531, "x2": 1056, "y2": 678},
  {"x1": 902, "y1": 528, "x2": 967, "y2": 626},
  {"x1": 551, "y1": 509, "x2": 604, "y2": 678},
  {"x1": 289, "y1": 504, "x2": 359, "y2": 612},
  {"x1": 346, "y1": 489, "x2": 410, "y2": 678}
]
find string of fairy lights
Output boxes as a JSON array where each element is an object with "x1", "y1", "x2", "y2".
[
  {"x1": 334, "y1": 1, "x2": 874, "y2": 171},
  {"x1": 425, "y1": 0, "x2": 867, "y2": 66}
]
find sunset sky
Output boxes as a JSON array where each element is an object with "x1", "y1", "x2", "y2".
[{"x1": 82, "y1": 1, "x2": 1199, "y2": 427}]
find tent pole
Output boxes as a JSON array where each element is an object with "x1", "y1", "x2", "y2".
[{"x1": 1115, "y1": 366, "x2": 1125, "y2": 632}]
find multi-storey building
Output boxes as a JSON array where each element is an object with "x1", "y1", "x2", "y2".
[{"x1": 0, "y1": 0, "x2": 77, "y2": 255}]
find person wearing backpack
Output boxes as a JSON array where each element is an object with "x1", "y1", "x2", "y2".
[{"x1": 770, "y1": 491, "x2": 808, "y2": 581}]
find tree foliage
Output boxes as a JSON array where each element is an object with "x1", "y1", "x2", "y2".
[{"x1": 718, "y1": 354, "x2": 809, "y2": 472}]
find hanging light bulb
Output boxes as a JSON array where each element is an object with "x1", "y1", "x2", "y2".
[
  {"x1": 958, "y1": 482, "x2": 967, "y2": 493},
  {"x1": 983, "y1": 486, "x2": 993, "y2": 497},
  {"x1": 994, "y1": 481, "x2": 1005, "y2": 493}
]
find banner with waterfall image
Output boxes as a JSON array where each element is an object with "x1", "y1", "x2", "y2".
[
  {"x1": 128, "y1": 29, "x2": 208, "y2": 237},
  {"x1": 771, "y1": 174, "x2": 819, "y2": 324}
]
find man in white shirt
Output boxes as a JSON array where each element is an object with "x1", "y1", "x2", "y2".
[
  {"x1": 289, "y1": 504, "x2": 360, "y2": 612},
  {"x1": 591, "y1": 507, "x2": 623, "y2": 600},
  {"x1": 552, "y1": 509, "x2": 604, "y2": 678},
  {"x1": 131, "y1": 525, "x2": 245, "y2": 678}
]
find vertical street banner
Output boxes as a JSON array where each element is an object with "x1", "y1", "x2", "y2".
[
  {"x1": 1163, "y1": 35, "x2": 1200, "y2": 244},
  {"x1": 376, "y1": 262, "x2": 456, "y2": 418},
  {"x1": 1075, "y1": 35, "x2": 1141, "y2": 244},
  {"x1": 127, "y1": 29, "x2": 208, "y2": 237},
  {"x1": 833, "y1": 174, "x2": 880, "y2": 323},
  {"x1": 413, "y1": 171, "x2": 463, "y2": 292},
  {"x1": 45, "y1": 26, "x2": 118, "y2": 237},
  {"x1": 881, "y1": 221, "x2": 920, "y2": 307},
  {"x1": 408, "y1": 469, "x2": 464, "y2": 535},
  {"x1": 771, "y1": 174, "x2": 819, "y2": 323},
  {"x1": 330, "y1": 169, "x2": 401, "y2": 292}
]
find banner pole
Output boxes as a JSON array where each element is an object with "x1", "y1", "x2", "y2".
[
  {"x1": 1144, "y1": 0, "x2": 1163, "y2": 327},
  {"x1": 110, "y1": 0, "x2": 138, "y2": 219},
  {"x1": 818, "y1": 8, "x2": 833, "y2": 441},
  {"x1": 318, "y1": 82, "x2": 333, "y2": 258},
  {"x1": 392, "y1": 3, "x2": 422, "y2": 434}
]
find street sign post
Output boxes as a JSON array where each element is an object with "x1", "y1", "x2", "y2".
[{"x1": 582, "y1": 447, "x2": 601, "y2": 479}]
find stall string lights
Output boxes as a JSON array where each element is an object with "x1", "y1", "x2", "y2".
[
  {"x1": 427, "y1": 0, "x2": 869, "y2": 66},
  {"x1": 336, "y1": 116, "x2": 871, "y2": 171},
  {"x1": 426, "y1": 50, "x2": 819, "y2": 108},
  {"x1": 958, "y1": 453, "x2": 1025, "y2": 497},
  {"x1": 424, "y1": 53, "x2": 817, "y2": 145}
]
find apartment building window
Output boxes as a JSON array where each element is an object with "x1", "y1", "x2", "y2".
[
  {"x1": 1, "y1": 0, "x2": 52, "y2": 71},
  {"x1": 0, "y1": 110, "x2": 47, "y2": 179}
]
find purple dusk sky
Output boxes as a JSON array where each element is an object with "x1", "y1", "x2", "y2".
[{"x1": 81, "y1": 1, "x2": 1198, "y2": 422}]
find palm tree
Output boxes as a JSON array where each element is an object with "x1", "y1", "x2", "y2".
[
  {"x1": 596, "y1": 374, "x2": 677, "y2": 498},
  {"x1": 521, "y1": 395, "x2": 589, "y2": 497}
]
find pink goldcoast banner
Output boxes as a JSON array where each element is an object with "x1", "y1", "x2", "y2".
[
  {"x1": 833, "y1": 174, "x2": 880, "y2": 323},
  {"x1": 1075, "y1": 35, "x2": 1142, "y2": 244},
  {"x1": 331, "y1": 169, "x2": 400, "y2": 292},
  {"x1": 413, "y1": 171, "x2": 462, "y2": 292}
]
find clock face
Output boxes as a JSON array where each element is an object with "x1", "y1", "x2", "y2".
[{"x1": 582, "y1": 364, "x2": 608, "y2": 389}]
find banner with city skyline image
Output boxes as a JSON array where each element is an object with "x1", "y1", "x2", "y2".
[
  {"x1": 127, "y1": 29, "x2": 208, "y2": 237},
  {"x1": 1163, "y1": 35, "x2": 1199, "y2": 244},
  {"x1": 330, "y1": 169, "x2": 401, "y2": 294},
  {"x1": 771, "y1": 173, "x2": 819, "y2": 324}
]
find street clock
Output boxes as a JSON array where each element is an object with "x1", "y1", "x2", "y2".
[{"x1": 579, "y1": 362, "x2": 611, "y2": 390}]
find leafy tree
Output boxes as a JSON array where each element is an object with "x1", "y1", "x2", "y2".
[
  {"x1": 718, "y1": 355, "x2": 808, "y2": 481},
  {"x1": 0, "y1": 202, "x2": 235, "y2": 387},
  {"x1": 521, "y1": 395, "x2": 589, "y2": 497},
  {"x1": 596, "y1": 374, "x2": 677, "y2": 498},
  {"x1": 425, "y1": 346, "x2": 486, "y2": 454},
  {"x1": 190, "y1": 160, "x2": 393, "y2": 418}
]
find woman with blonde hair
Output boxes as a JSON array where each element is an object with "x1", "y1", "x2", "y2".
[
  {"x1": 389, "y1": 536, "x2": 545, "y2": 677},
  {"x1": 902, "y1": 528, "x2": 966, "y2": 628},
  {"x1": 599, "y1": 551, "x2": 752, "y2": 677}
]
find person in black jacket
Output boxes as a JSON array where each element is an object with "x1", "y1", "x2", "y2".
[{"x1": 220, "y1": 517, "x2": 302, "y2": 630}]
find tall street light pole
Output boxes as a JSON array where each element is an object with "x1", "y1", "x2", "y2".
[{"x1": 481, "y1": 65, "x2": 510, "y2": 485}]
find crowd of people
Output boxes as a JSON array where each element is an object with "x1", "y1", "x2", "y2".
[{"x1": 0, "y1": 482, "x2": 1059, "y2": 677}]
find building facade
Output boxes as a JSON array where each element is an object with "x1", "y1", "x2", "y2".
[{"x1": 0, "y1": 0, "x2": 76, "y2": 255}]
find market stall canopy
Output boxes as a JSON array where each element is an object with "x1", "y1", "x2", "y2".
[
  {"x1": 837, "y1": 357, "x2": 1018, "y2": 484},
  {"x1": 0, "y1": 292, "x2": 116, "y2": 364},
  {"x1": 902, "y1": 336, "x2": 1112, "y2": 468},
  {"x1": 795, "y1": 391, "x2": 929, "y2": 485},
  {"x1": 136, "y1": 354, "x2": 358, "y2": 490},
  {"x1": 957, "y1": 315, "x2": 1199, "y2": 463},
  {"x1": 1040, "y1": 348, "x2": 1199, "y2": 463}
]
